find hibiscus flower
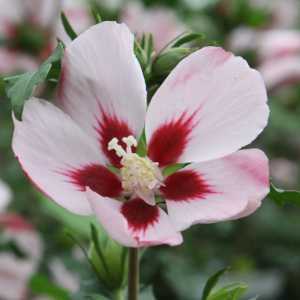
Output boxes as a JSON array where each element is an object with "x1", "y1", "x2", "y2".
[
  {"x1": 0, "y1": 213, "x2": 43, "y2": 300},
  {"x1": 13, "y1": 22, "x2": 269, "y2": 248},
  {"x1": 0, "y1": 0, "x2": 61, "y2": 74}
]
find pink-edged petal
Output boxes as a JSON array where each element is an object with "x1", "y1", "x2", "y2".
[
  {"x1": 12, "y1": 98, "x2": 122, "y2": 215},
  {"x1": 160, "y1": 149, "x2": 269, "y2": 230},
  {"x1": 257, "y1": 30, "x2": 300, "y2": 61},
  {"x1": 146, "y1": 47, "x2": 269, "y2": 166},
  {"x1": 58, "y1": 21, "x2": 147, "y2": 167},
  {"x1": 259, "y1": 55, "x2": 300, "y2": 90},
  {"x1": 87, "y1": 190, "x2": 183, "y2": 248}
]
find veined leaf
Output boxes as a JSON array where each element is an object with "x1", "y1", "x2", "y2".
[{"x1": 4, "y1": 42, "x2": 64, "y2": 119}]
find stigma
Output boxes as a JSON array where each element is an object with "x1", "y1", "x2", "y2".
[{"x1": 108, "y1": 136, "x2": 163, "y2": 205}]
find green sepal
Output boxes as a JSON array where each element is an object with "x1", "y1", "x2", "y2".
[
  {"x1": 137, "y1": 130, "x2": 147, "y2": 157},
  {"x1": 167, "y1": 32, "x2": 205, "y2": 49},
  {"x1": 134, "y1": 34, "x2": 154, "y2": 81},
  {"x1": 151, "y1": 47, "x2": 196, "y2": 83},
  {"x1": 162, "y1": 163, "x2": 189, "y2": 177}
]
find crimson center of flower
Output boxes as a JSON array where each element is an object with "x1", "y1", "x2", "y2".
[{"x1": 108, "y1": 136, "x2": 163, "y2": 205}]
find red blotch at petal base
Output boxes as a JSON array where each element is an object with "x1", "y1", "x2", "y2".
[
  {"x1": 96, "y1": 108, "x2": 135, "y2": 168},
  {"x1": 121, "y1": 198, "x2": 159, "y2": 233},
  {"x1": 161, "y1": 170, "x2": 214, "y2": 201},
  {"x1": 148, "y1": 111, "x2": 198, "y2": 167},
  {"x1": 65, "y1": 164, "x2": 123, "y2": 198}
]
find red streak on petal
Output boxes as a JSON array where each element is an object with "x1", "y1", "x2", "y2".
[
  {"x1": 160, "y1": 170, "x2": 213, "y2": 201},
  {"x1": 64, "y1": 164, "x2": 122, "y2": 198},
  {"x1": 148, "y1": 111, "x2": 198, "y2": 167},
  {"x1": 96, "y1": 108, "x2": 135, "y2": 168},
  {"x1": 121, "y1": 198, "x2": 159, "y2": 233}
]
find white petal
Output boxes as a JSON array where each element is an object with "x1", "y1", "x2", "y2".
[
  {"x1": 12, "y1": 98, "x2": 107, "y2": 215},
  {"x1": 146, "y1": 47, "x2": 269, "y2": 165},
  {"x1": 58, "y1": 22, "x2": 147, "y2": 166},
  {"x1": 87, "y1": 189, "x2": 183, "y2": 248},
  {"x1": 162, "y1": 149, "x2": 269, "y2": 230}
]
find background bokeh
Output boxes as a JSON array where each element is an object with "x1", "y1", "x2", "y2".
[{"x1": 1, "y1": 0, "x2": 300, "y2": 299}]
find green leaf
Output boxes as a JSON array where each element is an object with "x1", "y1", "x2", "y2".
[
  {"x1": 0, "y1": 77, "x2": 6, "y2": 98},
  {"x1": 90, "y1": 224, "x2": 111, "y2": 279},
  {"x1": 61, "y1": 12, "x2": 78, "y2": 40},
  {"x1": 268, "y1": 184, "x2": 300, "y2": 207},
  {"x1": 89, "y1": 224, "x2": 128, "y2": 291},
  {"x1": 5, "y1": 43, "x2": 64, "y2": 119},
  {"x1": 201, "y1": 267, "x2": 230, "y2": 300},
  {"x1": 163, "y1": 163, "x2": 189, "y2": 177},
  {"x1": 208, "y1": 283, "x2": 248, "y2": 300},
  {"x1": 29, "y1": 274, "x2": 70, "y2": 299}
]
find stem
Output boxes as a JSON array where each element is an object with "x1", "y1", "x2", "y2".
[
  {"x1": 112, "y1": 289, "x2": 124, "y2": 300},
  {"x1": 128, "y1": 248, "x2": 139, "y2": 300}
]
